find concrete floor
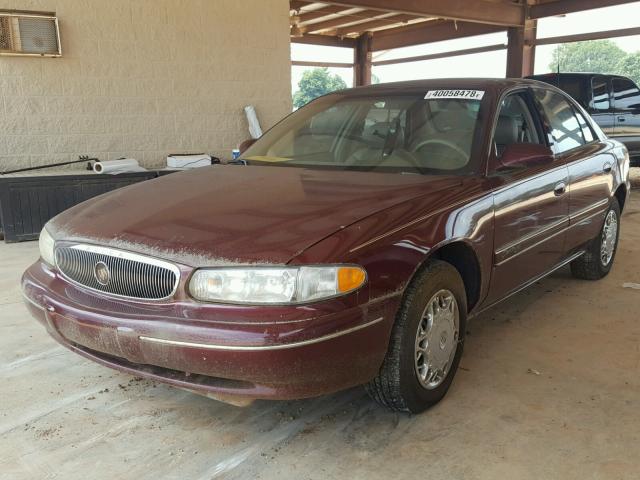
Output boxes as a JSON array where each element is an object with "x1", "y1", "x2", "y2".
[{"x1": 2, "y1": 196, "x2": 640, "y2": 480}]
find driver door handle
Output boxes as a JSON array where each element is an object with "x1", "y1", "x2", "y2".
[
  {"x1": 554, "y1": 182, "x2": 567, "y2": 196},
  {"x1": 603, "y1": 163, "x2": 612, "y2": 173}
]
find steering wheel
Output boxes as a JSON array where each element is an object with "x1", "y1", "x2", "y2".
[
  {"x1": 344, "y1": 147, "x2": 421, "y2": 169},
  {"x1": 411, "y1": 139, "x2": 469, "y2": 169}
]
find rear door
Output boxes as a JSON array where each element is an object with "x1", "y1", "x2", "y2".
[
  {"x1": 589, "y1": 75, "x2": 615, "y2": 137},
  {"x1": 486, "y1": 89, "x2": 570, "y2": 304},
  {"x1": 612, "y1": 76, "x2": 640, "y2": 157},
  {"x1": 534, "y1": 87, "x2": 613, "y2": 252}
]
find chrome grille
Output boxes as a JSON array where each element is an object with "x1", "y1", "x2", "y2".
[{"x1": 55, "y1": 244, "x2": 180, "y2": 300}]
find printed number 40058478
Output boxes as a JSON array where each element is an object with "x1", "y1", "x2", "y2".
[{"x1": 424, "y1": 90, "x2": 485, "y2": 100}]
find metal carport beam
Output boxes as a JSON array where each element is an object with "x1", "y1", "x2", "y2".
[
  {"x1": 291, "y1": 34, "x2": 357, "y2": 48},
  {"x1": 370, "y1": 20, "x2": 506, "y2": 51},
  {"x1": 335, "y1": 14, "x2": 424, "y2": 37},
  {"x1": 529, "y1": 0, "x2": 640, "y2": 19},
  {"x1": 533, "y1": 26, "x2": 640, "y2": 46},
  {"x1": 316, "y1": 0, "x2": 525, "y2": 27},
  {"x1": 371, "y1": 43, "x2": 508, "y2": 67},
  {"x1": 304, "y1": 10, "x2": 392, "y2": 33}
]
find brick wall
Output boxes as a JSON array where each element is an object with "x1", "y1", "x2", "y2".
[{"x1": 0, "y1": 0, "x2": 292, "y2": 171}]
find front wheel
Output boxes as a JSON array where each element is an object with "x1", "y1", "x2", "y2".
[
  {"x1": 571, "y1": 198, "x2": 621, "y2": 280},
  {"x1": 366, "y1": 260, "x2": 467, "y2": 413}
]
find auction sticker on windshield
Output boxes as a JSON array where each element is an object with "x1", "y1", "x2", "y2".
[{"x1": 425, "y1": 90, "x2": 485, "y2": 100}]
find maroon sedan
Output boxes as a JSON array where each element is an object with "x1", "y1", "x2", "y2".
[{"x1": 23, "y1": 79, "x2": 630, "y2": 413}]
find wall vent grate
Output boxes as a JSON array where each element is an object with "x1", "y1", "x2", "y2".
[{"x1": 0, "y1": 12, "x2": 61, "y2": 56}]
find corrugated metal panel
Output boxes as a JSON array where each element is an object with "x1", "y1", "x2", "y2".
[{"x1": 0, "y1": 172, "x2": 160, "y2": 242}]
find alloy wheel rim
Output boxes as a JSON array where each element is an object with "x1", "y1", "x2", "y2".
[
  {"x1": 414, "y1": 289, "x2": 460, "y2": 390},
  {"x1": 600, "y1": 210, "x2": 618, "y2": 267}
]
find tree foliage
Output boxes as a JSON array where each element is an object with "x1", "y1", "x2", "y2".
[
  {"x1": 617, "y1": 53, "x2": 640, "y2": 85},
  {"x1": 549, "y1": 40, "x2": 640, "y2": 86},
  {"x1": 293, "y1": 68, "x2": 347, "y2": 109},
  {"x1": 549, "y1": 40, "x2": 627, "y2": 74}
]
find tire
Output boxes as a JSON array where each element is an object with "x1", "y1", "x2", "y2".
[
  {"x1": 571, "y1": 198, "x2": 621, "y2": 280},
  {"x1": 366, "y1": 260, "x2": 467, "y2": 413}
]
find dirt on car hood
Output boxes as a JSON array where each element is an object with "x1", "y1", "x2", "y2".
[{"x1": 48, "y1": 165, "x2": 462, "y2": 267}]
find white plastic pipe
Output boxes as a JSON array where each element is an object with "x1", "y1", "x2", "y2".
[
  {"x1": 93, "y1": 159, "x2": 146, "y2": 174},
  {"x1": 244, "y1": 105, "x2": 263, "y2": 139}
]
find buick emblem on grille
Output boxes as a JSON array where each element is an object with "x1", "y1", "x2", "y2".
[
  {"x1": 94, "y1": 261, "x2": 111, "y2": 286},
  {"x1": 56, "y1": 244, "x2": 178, "y2": 300}
]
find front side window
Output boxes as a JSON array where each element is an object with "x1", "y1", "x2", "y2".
[
  {"x1": 613, "y1": 77, "x2": 640, "y2": 112},
  {"x1": 534, "y1": 89, "x2": 585, "y2": 154},
  {"x1": 591, "y1": 77, "x2": 611, "y2": 111},
  {"x1": 492, "y1": 91, "x2": 542, "y2": 158},
  {"x1": 242, "y1": 92, "x2": 484, "y2": 175}
]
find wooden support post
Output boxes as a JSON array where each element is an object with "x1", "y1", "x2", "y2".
[
  {"x1": 354, "y1": 33, "x2": 372, "y2": 87},
  {"x1": 522, "y1": 19, "x2": 537, "y2": 77},
  {"x1": 506, "y1": 18, "x2": 537, "y2": 78},
  {"x1": 506, "y1": 26, "x2": 525, "y2": 78}
]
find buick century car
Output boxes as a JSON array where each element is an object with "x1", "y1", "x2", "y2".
[{"x1": 23, "y1": 79, "x2": 630, "y2": 413}]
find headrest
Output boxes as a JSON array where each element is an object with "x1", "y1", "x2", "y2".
[
  {"x1": 494, "y1": 116, "x2": 519, "y2": 146},
  {"x1": 432, "y1": 101, "x2": 473, "y2": 132}
]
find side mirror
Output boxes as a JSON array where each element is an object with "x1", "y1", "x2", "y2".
[
  {"x1": 499, "y1": 143, "x2": 554, "y2": 169},
  {"x1": 238, "y1": 138, "x2": 257, "y2": 154}
]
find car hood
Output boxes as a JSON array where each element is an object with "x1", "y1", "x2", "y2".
[{"x1": 49, "y1": 165, "x2": 463, "y2": 267}]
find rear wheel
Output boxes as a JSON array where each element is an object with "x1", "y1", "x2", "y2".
[
  {"x1": 366, "y1": 260, "x2": 467, "y2": 413},
  {"x1": 571, "y1": 199, "x2": 621, "y2": 280}
]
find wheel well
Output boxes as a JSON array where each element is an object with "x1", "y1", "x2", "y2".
[
  {"x1": 431, "y1": 242, "x2": 481, "y2": 312},
  {"x1": 615, "y1": 184, "x2": 627, "y2": 212}
]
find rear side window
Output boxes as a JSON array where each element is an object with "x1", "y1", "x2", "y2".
[
  {"x1": 591, "y1": 77, "x2": 611, "y2": 111},
  {"x1": 534, "y1": 89, "x2": 585, "y2": 154},
  {"x1": 613, "y1": 77, "x2": 640, "y2": 111},
  {"x1": 574, "y1": 110, "x2": 595, "y2": 143}
]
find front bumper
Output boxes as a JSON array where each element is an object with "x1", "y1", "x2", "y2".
[{"x1": 22, "y1": 261, "x2": 400, "y2": 403}]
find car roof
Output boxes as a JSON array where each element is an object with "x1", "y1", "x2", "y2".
[
  {"x1": 337, "y1": 77, "x2": 551, "y2": 96},
  {"x1": 529, "y1": 72, "x2": 632, "y2": 79},
  {"x1": 529, "y1": 72, "x2": 598, "y2": 78}
]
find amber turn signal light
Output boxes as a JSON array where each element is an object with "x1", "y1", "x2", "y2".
[{"x1": 337, "y1": 266, "x2": 367, "y2": 293}]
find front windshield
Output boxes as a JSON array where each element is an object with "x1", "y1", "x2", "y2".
[{"x1": 242, "y1": 91, "x2": 485, "y2": 175}]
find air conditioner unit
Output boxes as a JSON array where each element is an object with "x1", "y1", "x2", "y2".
[{"x1": 0, "y1": 11, "x2": 61, "y2": 57}]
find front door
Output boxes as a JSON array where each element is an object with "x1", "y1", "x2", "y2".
[{"x1": 485, "y1": 89, "x2": 570, "y2": 304}]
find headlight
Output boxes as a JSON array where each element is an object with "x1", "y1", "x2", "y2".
[
  {"x1": 189, "y1": 265, "x2": 366, "y2": 304},
  {"x1": 38, "y1": 226, "x2": 56, "y2": 267}
]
